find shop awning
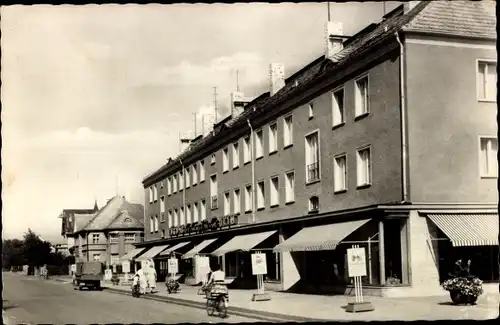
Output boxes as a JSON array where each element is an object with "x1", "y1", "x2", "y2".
[
  {"x1": 211, "y1": 230, "x2": 277, "y2": 257},
  {"x1": 182, "y1": 239, "x2": 217, "y2": 259},
  {"x1": 427, "y1": 214, "x2": 499, "y2": 247},
  {"x1": 136, "y1": 245, "x2": 169, "y2": 261},
  {"x1": 273, "y1": 219, "x2": 371, "y2": 252},
  {"x1": 159, "y1": 241, "x2": 191, "y2": 256},
  {"x1": 119, "y1": 247, "x2": 146, "y2": 261}
]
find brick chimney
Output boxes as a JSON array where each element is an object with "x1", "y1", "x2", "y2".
[
  {"x1": 269, "y1": 63, "x2": 285, "y2": 96},
  {"x1": 325, "y1": 21, "x2": 344, "y2": 62}
]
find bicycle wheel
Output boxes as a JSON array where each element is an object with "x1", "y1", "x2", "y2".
[
  {"x1": 217, "y1": 297, "x2": 227, "y2": 318},
  {"x1": 206, "y1": 298, "x2": 215, "y2": 316}
]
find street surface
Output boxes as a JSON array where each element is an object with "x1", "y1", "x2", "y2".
[{"x1": 2, "y1": 272, "x2": 255, "y2": 324}]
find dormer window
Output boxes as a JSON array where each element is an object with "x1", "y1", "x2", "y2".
[{"x1": 309, "y1": 196, "x2": 319, "y2": 213}]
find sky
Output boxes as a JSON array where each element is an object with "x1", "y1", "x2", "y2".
[{"x1": 1, "y1": 2, "x2": 401, "y2": 242}]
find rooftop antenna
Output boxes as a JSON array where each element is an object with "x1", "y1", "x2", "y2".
[
  {"x1": 115, "y1": 174, "x2": 119, "y2": 196},
  {"x1": 327, "y1": 2, "x2": 331, "y2": 22},
  {"x1": 236, "y1": 70, "x2": 240, "y2": 92},
  {"x1": 383, "y1": 1, "x2": 386, "y2": 15},
  {"x1": 201, "y1": 114, "x2": 205, "y2": 136},
  {"x1": 213, "y1": 87, "x2": 218, "y2": 124},
  {"x1": 193, "y1": 112, "x2": 197, "y2": 137}
]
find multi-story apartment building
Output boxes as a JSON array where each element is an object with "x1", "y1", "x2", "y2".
[
  {"x1": 60, "y1": 195, "x2": 145, "y2": 266},
  {"x1": 138, "y1": 1, "x2": 497, "y2": 297}
]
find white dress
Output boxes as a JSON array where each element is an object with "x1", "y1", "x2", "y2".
[{"x1": 147, "y1": 266, "x2": 157, "y2": 289}]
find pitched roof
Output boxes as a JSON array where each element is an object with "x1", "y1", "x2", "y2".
[
  {"x1": 143, "y1": 1, "x2": 496, "y2": 185},
  {"x1": 74, "y1": 213, "x2": 96, "y2": 232},
  {"x1": 82, "y1": 196, "x2": 144, "y2": 231}
]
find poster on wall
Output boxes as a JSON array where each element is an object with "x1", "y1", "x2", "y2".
[
  {"x1": 168, "y1": 258, "x2": 179, "y2": 275},
  {"x1": 347, "y1": 247, "x2": 367, "y2": 277},
  {"x1": 251, "y1": 253, "x2": 267, "y2": 275},
  {"x1": 122, "y1": 260, "x2": 131, "y2": 273}
]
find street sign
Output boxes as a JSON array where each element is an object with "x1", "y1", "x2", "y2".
[
  {"x1": 168, "y1": 258, "x2": 179, "y2": 275},
  {"x1": 251, "y1": 253, "x2": 267, "y2": 275},
  {"x1": 347, "y1": 247, "x2": 367, "y2": 277},
  {"x1": 122, "y1": 260, "x2": 130, "y2": 273}
]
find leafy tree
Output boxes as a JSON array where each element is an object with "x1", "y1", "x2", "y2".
[
  {"x1": 2, "y1": 239, "x2": 26, "y2": 270},
  {"x1": 22, "y1": 229, "x2": 51, "y2": 267}
]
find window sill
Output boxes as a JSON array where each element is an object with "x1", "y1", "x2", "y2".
[
  {"x1": 257, "y1": 207, "x2": 265, "y2": 211},
  {"x1": 223, "y1": 170, "x2": 229, "y2": 174},
  {"x1": 478, "y1": 99, "x2": 497, "y2": 103},
  {"x1": 480, "y1": 175, "x2": 498, "y2": 179},
  {"x1": 211, "y1": 162, "x2": 216, "y2": 166},
  {"x1": 256, "y1": 156, "x2": 264, "y2": 161},
  {"x1": 233, "y1": 165, "x2": 239, "y2": 171},
  {"x1": 283, "y1": 143, "x2": 293, "y2": 150},
  {"x1": 334, "y1": 189, "x2": 347, "y2": 194},
  {"x1": 332, "y1": 122, "x2": 345, "y2": 130},
  {"x1": 354, "y1": 112, "x2": 370, "y2": 121},
  {"x1": 308, "y1": 116, "x2": 314, "y2": 120},
  {"x1": 193, "y1": 183, "x2": 197, "y2": 187},
  {"x1": 357, "y1": 183, "x2": 372, "y2": 190},
  {"x1": 285, "y1": 200, "x2": 295, "y2": 205},
  {"x1": 211, "y1": 207, "x2": 218, "y2": 211},
  {"x1": 270, "y1": 204, "x2": 279, "y2": 208},
  {"x1": 244, "y1": 160, "x2": 251, "y2": 166},
  {"x1": 306, "y1": 179, "x2": 321, "y2": 186},
  {"x1": 269, "y1": 150, "x2": 278, "y2": 156},
  {"x1": 200, "y1": 180, "x2": 205, "y2": 184},
  {"x1": 245, "y1": 210, "x2": 252, "y2": 214}
]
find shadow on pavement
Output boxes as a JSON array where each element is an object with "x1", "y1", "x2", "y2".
[{"x1": 437, "y1": 301, "x2": 477, "y2": 306}]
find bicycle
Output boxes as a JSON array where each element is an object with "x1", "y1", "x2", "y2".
[{"x1": 205, "y1": 291, "x2": 228, "y2": 318}]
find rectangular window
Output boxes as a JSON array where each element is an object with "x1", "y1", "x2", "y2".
[
  {"x1": 232, "y1": 142, "x2": 240, "y2": 169},
  {"x1": 334, "y1": 154, "x2": 347, "y2": 192},
  {"x1": 179, "y1": 171, "x2": 184, "y2": 190},
  {"x1": 285, "y1": 171, "x2": 295, "y2": 203},
  {"x1": 109, "y1": 233, "x2": 118, "y2": 243},
  {"x1": 477, "y1": 61, "x2": 497, "y2": 101},
  {"x1": 305, "y1": 131, "x2": 320, "y2": 183},
  {"x1": 332, "y1": 88, "x2": 345, "y2": 126},
  {"x1": 160, "y1": 212, "x2": 165, "y2": 223},
  {"x1": 92, "y1": 234, "x2": 99, "y2": 244},
  {"x1": 270, "y1": 176, "x2": 279, "y2": 207},
  {"x1": 308, "y1": 103, "x2": 314, "y2": 118},
  {"x1": 480, "y1": 137, "x2": 498, "y2": 177},
  {"x1": 149, "y1": 187, "x2": 153, "y2": 203},
  {"x1": 233, "y1": 189, "x2": 241, "y2": 214},
  {"x1": 180, "y1": 207, "x2": 185, "y2": 225},
  {"x1": 160, "y1": 196, "x2": 165, "y2": 213},
  {"x1": 224, "y1": 192, "x2": 230, "y2": 216},
  {"x1": 168, "y1": 210, "x2": 173, "y2": 228},
  {"x1": 355, "y1": 76, "x2": 369, "y2": 116},
  {"x1": 200, "y1": 200, "x2": 207, "y2": 220},
  {"x1": 173, "y1": 209, "x2": 179, "y2": 227},
  {"x1": 154, "y1": 215, "x2": 159, "y2": 232},
  {"x1": 125, "y1": 233, "x2": 135, "y2": 242},
  {"x1": 160, "y1": 181, "x2": 164, "y2": 188},
  {"x1": 256, "y1": 130, "x2": 264, "y2": 158},
  {"x1": 210, "y1": 154, "x2": 216, "y2": 165},
  {"x1": 186, "y1": 204, "x2": 192, "y2": 224},
  {"x1": 193, "y1": 202, "x2": 199, "y2": 222},
  {"x1": 269, "y1": 122, "x2": 278, "y2": 153},
  {"x1": 199, "y1": 160, "x2": 205, "y2": 182},
  {"x1": 257, "y1": 181, "x2": 265, "y2": 209},
  {"x1": 167, "y1": 177, "x2": 172, "y2": 195},
  {"x1": 173, "y1": 175, "x2": 178, "y2": 193},
  {"x1": 245, "y1": 185, "x2": 252, "y2": 212},
  {"x1": 243, "y1": 136, "x2": 251, "y2": 163},
  {"x1": 93, "y1": 254, "x2": 100, "y2": 262},
  {"x1": 192, "y1": 165, "x2": 198, "y2": 185},
  {"x1": 283, "y1": 115, "x2": 293, "y2": 147},
  {"x1": 210, "y1": 174, "x2": 218, "y2": 209},
  {"x1": 149, "y1": 216, "x2": 154, "y2": 233},
  {"x1": 186, "y1": 168, "x2": 191, "y2": 188},
  {"x1": 223, "y1": 147, "x2": 229, "y2": 172},
  {"x1": 161, "y1": 229, "x2": 166, "y2": 238},
  {"x1": 356, "y1": 146, "x2": 372, "y2": 187},
  {"x1": 153, "y1": 185, "x2": 158, "y2": 201}
]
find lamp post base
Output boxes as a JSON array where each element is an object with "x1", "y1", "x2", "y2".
[{"x1": 345, "y1": 301, "x2": 374, "y2": 313}]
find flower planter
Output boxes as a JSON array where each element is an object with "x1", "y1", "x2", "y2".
[{"x1": 450, "y1": 290, "x2": 478, "y2": 305}]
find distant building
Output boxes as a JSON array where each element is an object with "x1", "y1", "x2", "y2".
[{"x1": 59, "y1": 196, "x2": 145, "y2": 266}]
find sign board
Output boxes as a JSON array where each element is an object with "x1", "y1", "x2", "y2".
[
  {"x1": 122, "y1": 260, "x2": 131, "y2": 273},
  {"x1": 112, "y1": 264, "x2": 117, "y2": 273},
  {"x1": 70, "y1": 264, "x2": 76, "y2": 272},
  {"x1": 168, "y1": 258, "x2": 179, "y2": 274},
  {"x1": 104, "y1": 269, "x2": 113, "y2": 281},
  {"x1": 347, "y1": 247, "x2": 367, "y2": 277},
  {"x1": 251, "y1": 253, "x2": 267, "y2": 275}
]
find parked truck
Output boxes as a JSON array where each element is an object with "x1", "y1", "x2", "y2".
[{"x1": 73, "y1": 261, "x2": 104, "y2": 291}]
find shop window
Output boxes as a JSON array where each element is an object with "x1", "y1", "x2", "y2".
[
  {"x1": 224, "y1": 252, "x2": 238, "y2": 278},
  {"x1": 266, "y1": 252, "x2": 281, "y2": 281},
  {"x1": 308, "y1": 196, "x2": 319, "y2": 212}
]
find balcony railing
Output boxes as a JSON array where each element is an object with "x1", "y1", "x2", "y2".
[
  {"x1": 307, "y1": 162, "x2": 320, "y2": 183},
  {"x1": 211, "y1": 195, "x2": 218, "y2": 209}
]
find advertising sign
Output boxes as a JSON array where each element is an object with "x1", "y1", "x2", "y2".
[
  {"x1": 168, "y1": 258, "x2": 179, "y2": 275},
  {"x1": 104, "y1": 269, "x2": 113, "y2": 281},
  {"x1": 122, "y1": 260, "x2": 131, "y2": 273},
  {"x1": 251, "y1": 253, "x2": 267, "y2": 275},
  {"x1": 347, "y1": 247, "x2": 367, "y2": 277}
]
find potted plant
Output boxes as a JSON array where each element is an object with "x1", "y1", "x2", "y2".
[{"x1": 442, "y1": 259, "x2": 483, "y2": 305}]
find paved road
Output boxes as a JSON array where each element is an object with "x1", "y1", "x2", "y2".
[{"x1": 2, "y1": 272, "x2": 255, "y2": 324}]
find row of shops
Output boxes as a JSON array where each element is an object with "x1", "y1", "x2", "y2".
[{"x1": 119, "y1": 206, "x2": 499, "y2": 297}]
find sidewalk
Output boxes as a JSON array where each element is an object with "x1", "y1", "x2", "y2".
[{"x1": 101, "y1": 280, "x2": 499, "y2": 321}]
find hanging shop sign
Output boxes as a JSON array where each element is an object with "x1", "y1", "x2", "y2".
[
  {"x1": 251, "y1": 253, "x2": 268, "y2": 275},
  {"x1": 347, "y1": 247, "x2": 367, "y2": 278},
  {"x1": 168, "y1": 214, "x2": 239, "y2": 237}
]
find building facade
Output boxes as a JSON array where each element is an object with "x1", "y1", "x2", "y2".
[
  {"x1": 139, "y1": 1, "x2": 497, "y2": 297},
  {"x1": 60, "y1": 196, "x2": 145, "y2": 266}
]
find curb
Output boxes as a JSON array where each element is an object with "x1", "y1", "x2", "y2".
[{"x1": 103, "y1": 287, "x2": 332, "y2": 323}]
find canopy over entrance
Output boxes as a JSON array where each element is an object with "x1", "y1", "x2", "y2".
[
  {"x1": 136, "y1": 245, "x2": 169, "y2": 261},
  {"x1": 182, "y1": 239, "x2": 217, "y2": 259},
  {"x1": 119, "y1": 247, "x2": 146, "y2": 261},
  {"x1": 211, "y1": 230, "x2": 277, "y2": 256}
]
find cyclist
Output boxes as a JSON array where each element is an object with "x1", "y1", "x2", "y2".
[{"x1": 207, "y1": 262, "x2": 228, "y2": 298}]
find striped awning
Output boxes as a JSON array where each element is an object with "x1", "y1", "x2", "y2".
[
  {"x1": 159, "y1": 241, "x2": 191, "y2": 256},
  {"x1": 119, "y1": 247, "x2": 146, "y2": 261},
  {"x1": 182, "y1": 239, "x2": 217, "y2": 259},
  {"x1": 211, "y1": 230, "x2": 277, "y2": 257},
  {"x1": 427, "y1": 214, "x2": 499, "y2": 247},
  {"x1": 136, "y1": 245, "x2": 169, "y2": 261},
  {"x1": 273, "y1": 219, "x2": 371, "y2": 253}
]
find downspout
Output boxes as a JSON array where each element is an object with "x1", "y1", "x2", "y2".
[
  {"x1": 247, "y1": 119, "x2": 256, "y2": 224},
  {"x1": 86, "y1": 232, "x2": 89, "y2": 262},
  {"x1": 395, "y1": 32, "x2": 409, "y2": 203},
  {"x1": 179, "y1": 159, "x2": 186, "y2": 224}
]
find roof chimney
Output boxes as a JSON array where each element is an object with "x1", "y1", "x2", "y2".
[
  {"x1": 231, "y1": 91, "x2": 252, "y2": 118},
  {"x1": 325, "y1": 21, "x2": 344, "y2": 62},
  {"x1": 404, "y1": 1, "x2": 421, "y2": 13},
  {"x1": 269, "y1": 63, "x2": 285, "y2": 96}
]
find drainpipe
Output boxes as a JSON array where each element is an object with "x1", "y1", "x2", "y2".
[
  {"x1": 247, "y1": 119, "x2": 256, "y2": 224},
  {"x1": 86, "y1": 232, "x2": 89, "y2": 262},
  {"x1": 395, "y1": 32, "x2": 409, "y2": 203},
  {"x1": 179, "y1": 159, "x2": 186, "y2": 224}
]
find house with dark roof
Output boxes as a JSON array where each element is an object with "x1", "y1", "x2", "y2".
[
  {"x1": 139, "y1": 1, "x2": 497, "y2": 297},
  {"x1": 60, "y1": 196, "x2": 145, "y2": 265}
]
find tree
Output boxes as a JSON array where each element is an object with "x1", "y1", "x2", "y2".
[
  {"x1": 22, "y1": 229, "x2": 51, "y2": 267},
  {"x1": 2, "y1": 239, "x2": 27, "y2": 270}
]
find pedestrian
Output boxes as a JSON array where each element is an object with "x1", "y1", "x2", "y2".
[
  {"x1": 147, "y1": 263, "x2": 157, "y2": 293},
  {"x1": 135, "y1": 267, "x2": 147, "y2": 295}
]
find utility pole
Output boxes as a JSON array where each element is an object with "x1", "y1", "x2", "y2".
[
  {"x1": 201, "y1": 114, "x2": 205, "y2": 136},
  {"x1": 383, "y1": 1, "x2": 386, "y2": 15},
  {"x1": 115, "y1": 174, "x2": 119, "y2": 196},
  {"x1": 193, "y1": 113, "x2": 197, "y2": 137},
  {"x1": 213, "y1": 87, "x2": 218, "y2": 124},
  {"x1": 236, "y1": 70, "x2": 240, "y2": 92},
  {"x1": 327, "y1": 2, "x2": 331, "y2": 22}
]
